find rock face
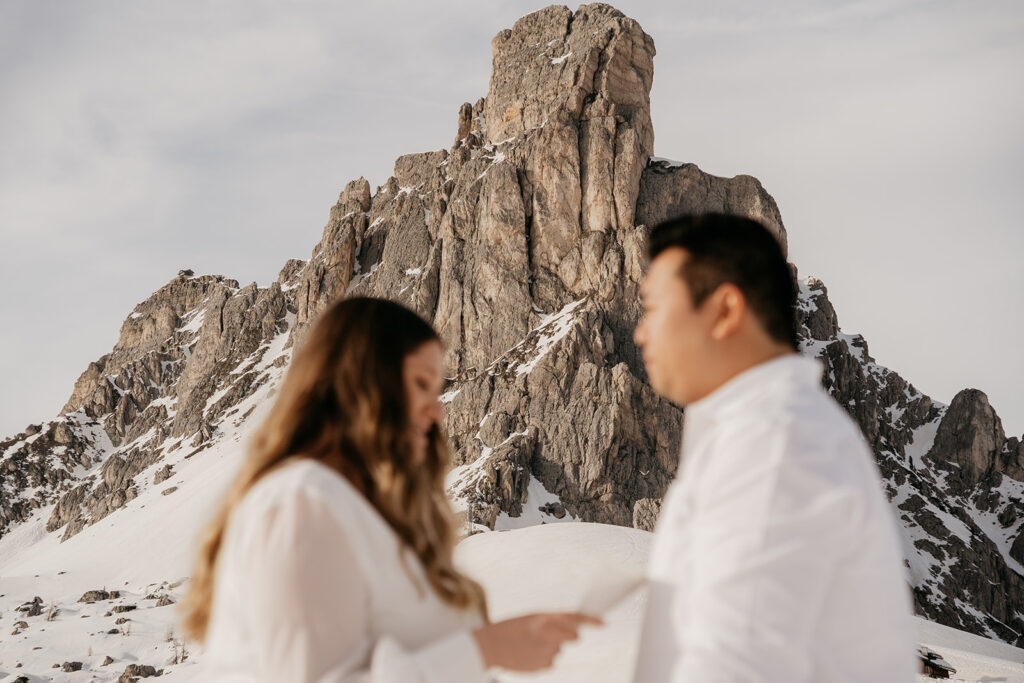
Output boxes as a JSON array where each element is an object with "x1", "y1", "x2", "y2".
[
  {"x1": 486, "y1": 4, "x2": 653, "y2": 245},
  {"x1": 440, "y1": 301, "x2": 682, "y2": 528},
  {"x1": 929, "y1": 390, "x2": 1008, "y2": 489},
  {"x1": 1, "y1": 0, "x2": 1022, "y2": 650},
  {"x1": 273, "y1": 4, "x2": 692, "y2": 527},
  {"x1": 0, "y1": 267, "x2": 302, "y2": 541},
  {"x1": 798, "y1": 277, "x2": 1024, "y2": 645},
  {"x1": 637, "y1": 160, "x2": 787, "y2": 257}
]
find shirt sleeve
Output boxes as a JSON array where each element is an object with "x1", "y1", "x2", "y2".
[
  {"x1": 233, "y1": 490, "x2": 488, "y2": 683},
  {"x1": 669, "y1": 422, "x2": 858, "y2": 682}
]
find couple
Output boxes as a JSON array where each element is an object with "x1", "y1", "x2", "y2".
[{"x1": 180, "y1": 214, "x2": 916, "y2": 681}]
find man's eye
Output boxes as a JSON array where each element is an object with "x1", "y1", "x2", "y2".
[{"x1": 416, "y1": 378, "x2": 429, "y2": 390}]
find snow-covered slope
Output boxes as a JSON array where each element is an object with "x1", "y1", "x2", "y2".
[
  {"x1": 0, "y1": 355, "x2": 287, "y2": 680},
  {"x1": 798, "y1": 277, "x2": 1024, "y2": 643},
  {"x1": 460, "y1": 524, "x2": 1024, "y2": 683},
  {"x1": 918, "y1": 618, "x2": 1024, "y2": 682},
  {"x1": 7, "y1": 487, "x2": 1024, "y2": 683},
  {"x1": 456, "y1": 524, "x2": 649, "y2": 683}
]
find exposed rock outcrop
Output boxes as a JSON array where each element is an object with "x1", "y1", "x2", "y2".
[
  {"x1": 637, "y1": 160, "x2": 787, "y2": 257},
  {"x1": 1, "y1": 265, "x2": 303, "y2": 541},
  {"x1": 929, "y1": 389, "x2": 1007, "y2": 490},
  {"x1": 798, "y1": 278, "x2": 1024, "y2": 645},
  {"x1": 119, "y1": 663, "x2": 158, "y2": 682}
]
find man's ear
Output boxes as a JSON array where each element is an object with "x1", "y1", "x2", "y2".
[{"x1": 709, "y1": 283, "x2": 746, "y2": 341}]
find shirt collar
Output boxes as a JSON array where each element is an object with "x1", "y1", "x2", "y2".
[{"x1": 685, "y1": 353, "x2": 824, "y2": 424}]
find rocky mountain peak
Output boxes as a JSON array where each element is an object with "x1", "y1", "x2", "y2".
[
  {"x1": 486, "y1": 3, "x2": 655, "y2": 182},
  {"x1": 62, "y1": 273, "x2": 240, "y2": 418},
  {"x1": 929, "y1": 388, "x2": 1009, "y2": 488}
]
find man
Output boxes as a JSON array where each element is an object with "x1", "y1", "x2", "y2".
[{"x1": 632, "y1": 214, "x2": 915, "y2": 682}]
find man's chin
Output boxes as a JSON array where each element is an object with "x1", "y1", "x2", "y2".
[
  {"x1": 646, "y1": 371, "x2": 667, "y2": 399},
  {"x1": 647, "y1": 375, "x2": 687, "y2": 407}
]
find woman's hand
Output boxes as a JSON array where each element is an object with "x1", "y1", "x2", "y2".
[{"x1": 472, "y1": 612, "x2": 603, "y2": 671}]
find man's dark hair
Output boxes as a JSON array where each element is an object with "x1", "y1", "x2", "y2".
[{"x1": 648, "y1": 213, "x2": 798, "y2": 350}]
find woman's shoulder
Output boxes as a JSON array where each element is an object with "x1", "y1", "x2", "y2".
[
  {"x1": 255, "y1": 456, "x2": 358, "y2": 498},
  {"x1": 226, "y1": 458, "x2": 393, "y2": 566},
  {"x1": 238, "y1": 457, "x2": 368, "y2": 525},
  {"x1": 220, "y1": 459, "x2": 385, "y2": 588}
]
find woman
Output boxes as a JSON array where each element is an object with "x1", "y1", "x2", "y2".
[{"x1": 181, "y1": 296, "x2": 597, "y2": 681}]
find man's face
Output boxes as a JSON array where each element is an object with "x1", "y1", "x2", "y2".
[{"x1": 634, "y1": 247, "x2": 717, "y2": 406}]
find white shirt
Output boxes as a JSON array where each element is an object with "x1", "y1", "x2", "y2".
[
  {"x1": 202, "y1": 458, "x2": 488, "y2": 682},
  {"x1": 634, "y1": 355, "x2": 916, "y2": 682}
]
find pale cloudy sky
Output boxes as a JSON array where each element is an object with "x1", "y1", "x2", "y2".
[{"x1": 1, "y1": 0, "x2": 1021, "y2": 438}]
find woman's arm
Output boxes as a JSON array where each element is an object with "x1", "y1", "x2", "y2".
[{"x1": 234, "y1": 491, "x2": 487, "y2": 683}]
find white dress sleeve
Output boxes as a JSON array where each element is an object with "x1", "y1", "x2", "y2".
[
  {"x1": 233, "y1": 490, "x2": 488, "y2": 683},
  {"x1": 669, "y1": 424, "x2": 857, "y2": 682}
]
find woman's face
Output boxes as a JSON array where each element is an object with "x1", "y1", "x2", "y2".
[{"x1": 402, "y1": 340, "x2": 445, "y2": 463}]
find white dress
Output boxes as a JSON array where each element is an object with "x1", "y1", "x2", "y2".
[
  {"x1": 202, "y1": 458, "x2": 488, "y2": 682},
  {"x1": 634, "y1": 355, "x2": 917, "y2": 682}
]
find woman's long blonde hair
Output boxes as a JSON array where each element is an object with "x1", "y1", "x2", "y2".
[{"x1": 181, "y1": 296, "x2": 487, "y2": 641}]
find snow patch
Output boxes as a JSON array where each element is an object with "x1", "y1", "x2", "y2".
[
  {"x1": 493, "y1": 476, "x2": 579, "y2": 530},
  {"x1": 649, "y1": 156, "x2": 686, "y2": 168},
  {"x1": 345, "y1": 261, "x2": 381, "y2": 294},
  {"x1": 510, "y1": 298, "x2": 586, "y2": 377},
  {"x1": 177, "y1": 308, "x2": 206, "y2": 335}
]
